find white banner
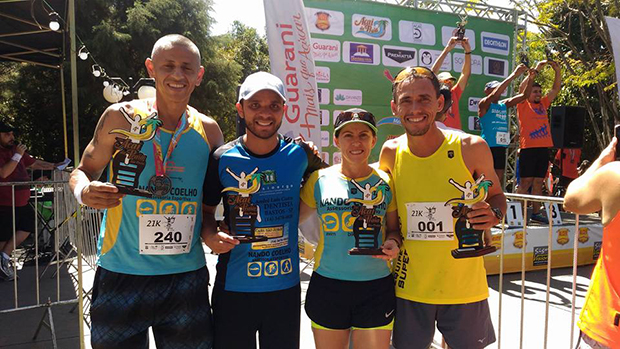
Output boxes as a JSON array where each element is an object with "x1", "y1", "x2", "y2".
[
  {"x1": 606, "y1": 16, "x2": 620, "y2": 101},
  {"x1": 264, "y1": 0, "x2": 322, "y2": 147}
]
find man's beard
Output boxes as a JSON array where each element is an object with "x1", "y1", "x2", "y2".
[
  {"x1": 0, "y1": 139, "x2": 13, "y2": 149},
  {"x1": 246, "y1": 119, "x2": 282, "y2": 140}
]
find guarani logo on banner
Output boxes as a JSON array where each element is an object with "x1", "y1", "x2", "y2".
[
  {"x1": 312, "y1": 38, "x2": 341, "y2": 62},
  {"x1": 305, "y1": 7, "x2": 344, "y2": 36},
  {"x1": 352, "y1": 14, "x2": 392, "y2": 41},
  {"x1": 398, "y1": 20, "x2": 436, "y2": 46},
  {"x1": 481, "y1": 32, "x2": 511, "y2": 56},
  {"x1": 382, "y1": 45, "x2": 417, "y2": 67},
  {"x1": 343, "y1": 42, "x2": 380, "y2": 65}
]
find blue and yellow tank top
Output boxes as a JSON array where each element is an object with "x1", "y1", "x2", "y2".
[
  {"x1": 300, "y1": 166, "x2": 396, "y2": 281},
  {"x1": 480, "y1": 102, "x2": 509, "y2": 148},
  {"x1": 97, "y1": 101, "x2": 209, "y2": 275},
  {"x1": 392, "y1": 131, "x2": 489, "y2": 304}
]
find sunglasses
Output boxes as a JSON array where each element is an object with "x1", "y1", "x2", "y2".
[
  {"x1": 334, "y1": 110, "x2": 377, "y2": 129},
  {"x1": 393, "y1": 66, "x2": 437, "y2": 84}
]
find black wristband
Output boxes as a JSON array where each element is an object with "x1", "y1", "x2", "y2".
[{"x1": 464, "y1": 51, "x2": 472, "y2": 55}]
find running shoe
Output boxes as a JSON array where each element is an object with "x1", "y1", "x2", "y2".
[{"x1": 0, "y1": 256, "x2": 14, "y2": 281}]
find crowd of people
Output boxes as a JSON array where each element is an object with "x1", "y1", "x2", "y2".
[{"x1": 63, "y1": 33, "x2": 617, "y2": 349}]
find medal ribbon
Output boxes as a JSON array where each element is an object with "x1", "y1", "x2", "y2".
[{"x1": 151, "y1": 107, "x2": 188, "y2": 177}]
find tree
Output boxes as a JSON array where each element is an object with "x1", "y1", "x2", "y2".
[
  {"x1": 0, "y1": 0, "x2": 242, "y2": 162},
  {"x1": 512, "y1": 0, "x2": 620, "y2": 159}
]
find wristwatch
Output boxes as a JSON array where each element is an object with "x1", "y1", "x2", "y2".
[{"x1": 491, "y1": 207, "x2": 504, "y2": 221}]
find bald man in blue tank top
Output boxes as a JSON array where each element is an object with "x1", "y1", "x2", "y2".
[{"x1": 70, "y1": 35, "x2": 224, "y2": 348}]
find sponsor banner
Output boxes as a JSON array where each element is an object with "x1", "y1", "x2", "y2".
[
  {"x1": 315, "y1": 66, "x2": 331, "y2": 83},
  {"x1": 321, "y1": 130, "x2": 330, "y2": 147},
  {"x1": 306, "y1": 7, "x2": 345, "y2": 36},
  {"x1": 382, "y1": 45, "x2": 417, "y2": 67},
  {"x1": 441, "y1": 27, "x2": 477, "y2": 50},
  {"x1": 333, "y1": 89, "x2": 363, "y2": 106},
  {"x1": 453, "y1": 53, "x2": 483, "y2": 75},
  {"x1": 468, "y1": 97, "x2": 481, "y2": 112},
  {"x1": 352, "y1": 14, "x2": 392, "y2": 41},
  {"x1": 533, "y1": 246, "x2": 549, "y2": 266},
  {"x1": 265, "y1": 0, "x2": 321, "y2": 146},
  {"x1": 398, "y1": 20, "x2": 436, "y2": 46},
  {"x1": 343, "y1": 41, "x2": 380, "y2": 65},
  {"x1": 312, "y1": 38, "x2": 341, "y2": 62},
  {"x1": 418, "y1": 48, "x2": 451, "y2": 70},
  {"x1": 605, "y1": 16, "x2": 620, "y2": 102},
  {"x1": 468, "y1": 116, "x2": 481, "y2": 131},
  {"x1": 318, "y1": 88, "x2": 330, "y2": 105},
  {"x1": 332, "y1": 152, "x2": 342, "y2": 164},
  {"x1": 484, "y1": 57, "x2": 509, "y2": 77},
  {"x1": 481, "y1": 31, "x2": 511, "y2": 56},
  {"x1": 320, "y1": 109, "x2": 329, "y2": 125}
]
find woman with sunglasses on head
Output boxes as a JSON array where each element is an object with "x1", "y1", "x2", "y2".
[{"x1": 299, "y1": 108, "x2": 402, "y2": 349}]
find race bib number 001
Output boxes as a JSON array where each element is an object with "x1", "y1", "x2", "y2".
[
  {"x1": 405, "y1": 202, "x2": 454, "y2": 241},
  {"x1": 139, "y1": 214, "x2": 196, "y2": 255}
]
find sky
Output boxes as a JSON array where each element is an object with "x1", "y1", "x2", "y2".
[{"x1": 210, "y1": 0, "x2": 521, "y2": 36}]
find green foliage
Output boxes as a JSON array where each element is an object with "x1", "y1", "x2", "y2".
[
  {"x1": 0, "y1": 0, "x2": 260, "y2": 161},
  {"x1": 515, "y1": 0, "x2": 620, "y2": 160}
]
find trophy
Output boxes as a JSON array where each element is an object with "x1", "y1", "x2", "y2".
[
  {"x1": 349, "y1": 203, "x2": 384, "y2": 255},
  {"x1": 110, "y1": 138, "x2": 153, "y2": 197},
  {"x1": 455, "y1": 14, "x2": 468, "y2": 41},
  {"x1": 519, "y1": 51, "x2": 530, "y2": 67},
  {"x1": 445, "y1": 176, "x2": 497, "y2": 259},
  {"x1": 223, "y1": 168, "x2": 268, "y2": 243},
  {"x1": 450, "y1": 205, "x2": 497, "y2": 259}
]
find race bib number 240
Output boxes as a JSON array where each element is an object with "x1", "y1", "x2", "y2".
[{"x1": 139, "y1": 214, "x2": 195, "y2": 255}]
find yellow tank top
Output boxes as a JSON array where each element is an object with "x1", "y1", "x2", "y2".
[{"x1": 392, "y1": 131, "x2": 489, "y2": 304}]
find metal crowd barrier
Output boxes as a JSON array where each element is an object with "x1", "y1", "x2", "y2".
[
  {"x1": 0, "y1": 171, "x2": 102, "y2": 348},
  {"x1": 442, "y1": 193, "x2": 588, "y2": 349}
]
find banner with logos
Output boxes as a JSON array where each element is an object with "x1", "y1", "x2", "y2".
[
  {"x1": 303, "y1": 0, "x2": 516, "y2": 163},
  {"x1": 264, "y1": 0, "x2": 321, "y2": 147},
  {"x1": 605, "y1": 16, "x2": 620, "y2": 104}
]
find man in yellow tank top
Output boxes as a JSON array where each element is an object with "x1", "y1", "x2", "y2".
[
  {"x1": 564, "y1": 139, "x2": 620, "y2": 349},
  {"x1": 379, "y1": 66, "x2": 507, "y2": 349}
]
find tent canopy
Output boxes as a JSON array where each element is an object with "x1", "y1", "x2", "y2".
[{"x1": 0, "y1": 0, "x2": 67, "y2": 69}]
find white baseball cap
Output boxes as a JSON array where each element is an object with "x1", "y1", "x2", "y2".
[{"x1": 238, "y1": 72, "x2": 287, "y2": 103}]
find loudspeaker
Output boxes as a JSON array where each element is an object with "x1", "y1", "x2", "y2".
[{"x1": 550, "y1": 106, "x2": 585, "y2": 149}]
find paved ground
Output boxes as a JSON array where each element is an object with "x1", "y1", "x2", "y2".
[{"x1": 0, "y1": 249, "x2": 592, "y2": 348}]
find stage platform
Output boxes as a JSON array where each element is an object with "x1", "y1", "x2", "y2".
[{"x1": 485, "y1": 211, "x2": 602, "y2": 275}]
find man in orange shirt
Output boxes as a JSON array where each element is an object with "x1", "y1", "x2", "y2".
[
  {"x1": 564, "y1": 139, "x2": 620, "y2": 349},
  {"x1": 554, "y1": 148, "x2": 581, "y2": 189},
  {"x1": 432, "y1": 36, "x2": 472, "y2": 131},
  {"x1": 516, "y1": 60, "x2": 561, "y2": 223}
]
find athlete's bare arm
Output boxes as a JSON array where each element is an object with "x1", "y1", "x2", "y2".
[
  {"x1": 378, "y1": 137, "x2": 401, "y2": 174},
  {"x1": 69, "y1": 103, "x2": 135, "y2": 209},
  {"x1": 564, "y1": 139, "x2": 620, "y2": 226},
  {"x1": 461, "y1": 134, "x2": 507, "y2": 229}
]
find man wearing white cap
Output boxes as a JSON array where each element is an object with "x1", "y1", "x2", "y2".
[
  {"x1": 477, "y1": 64, "x2": 536, "y2": 185},
  {"x1": 202, "y1": 71, "x2": 325, "y2": 349},
  {"x1": 432, "y1": 36, "x2": 472, "y2": 130}
]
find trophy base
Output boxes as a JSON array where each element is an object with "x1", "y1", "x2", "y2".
[
  {"x1": 348, "y1": 248, "x2": 385, "y2": 256},
  {"x1": 451, "y1": 246, "x2": 497, "y2": 259},
  {"x1": 234, "y1": 235, "x2": 269, "y2": 244},
  {"x1": 116, "y1": 186, "x2": 153, "y2": 198}
]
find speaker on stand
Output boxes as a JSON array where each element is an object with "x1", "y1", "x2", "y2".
[{"x1": 550, "y1": 106, "x2": 585, "y2": 197}]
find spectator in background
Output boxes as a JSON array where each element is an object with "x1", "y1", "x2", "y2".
[
  {"x1": 554, "y1": 148, "x2": 582, "y2": 189},
  {"x1": 564, "y1": 139, "x2": 620, "y2": 349},
  {"x1": 432, "y1": 36, "x2": 472, "y2": 131},
  {"x1": 515, "y1": 60, "x2": 561, "y2": 223},
  {"x1": 477, "y1": 64, "x2": 535, "y2": 187},
  {"x1": 0, "y1": 120, "x2": 58, "y2": 281}
]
